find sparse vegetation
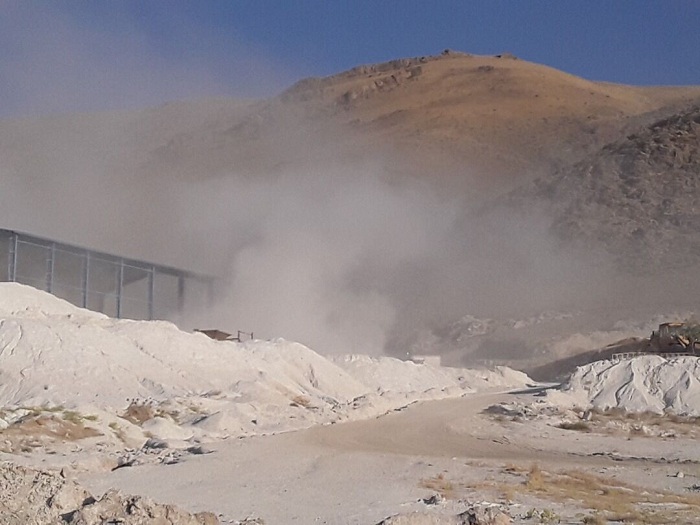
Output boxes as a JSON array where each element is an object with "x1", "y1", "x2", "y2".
[
  {"x1": 18, "y1": 404, "x2": 65, "y2": 417},
  {"x1": 582, "y1": 514, "x2": 606, "y2": 525},
  {"x1": 62, "y1": 409, "x2": 97, "y2": 424},
  {"x1": 121, "y1": 400, "x2": 182, "y2": 425},
  {"x1": 473, "y1": 463, "x2": 700, "y2": 524},
  {"x1": 121, "y1": 401, "x2": 156, "y2": 425},
  {"x1": 419, "y1": 473, "x2": 456, "y2": 499},
  {"x1": 290, "y1": 395, "x2": 312, "y2": 408},
  {"x1": 108, "y1": 421, "x2": 128, "y2": 443},
  {"x1": 0, "y1": 406, "x2": 102, "y2": 446},
  {"x1": 584, "y1": 407, "x2": 700, "y2": 438}
]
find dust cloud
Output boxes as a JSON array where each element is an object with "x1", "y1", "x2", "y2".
[
  {"x1": 0, "y1": 4, "x2": 616, "y2": 359},
  {"x1": 172, "y1": 165, "x2": 610, "y2": 357},
  {"x1": 0, "y1": 111, "x2": 611, "y2": 358}
]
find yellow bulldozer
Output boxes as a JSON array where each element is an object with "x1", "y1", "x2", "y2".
[{"x1": 650, "y1": 322, "x2": 700, "y2": 354}]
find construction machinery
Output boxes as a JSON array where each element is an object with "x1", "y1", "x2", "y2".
[
  {"x1": 610, "y1": 322, "x2": 700, "y2": 362},
  {"x1": 649, "y1": 322, "x2": 700, "y2": 355}
]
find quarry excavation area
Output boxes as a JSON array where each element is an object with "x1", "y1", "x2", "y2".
[
  {"x1": 2, "y1": 283, "x2": 700, "y2": 524},
  {"x1": 0, "y1": 46, "x2": 699, "y2": 525}
]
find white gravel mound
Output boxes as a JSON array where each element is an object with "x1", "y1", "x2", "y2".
[
  {"x1": 549, "y1": 355, "x2": 700, "y2": 415},
  {"x1": 0, "y1": 283, "x2": 531, "y2": 447},
  {"x1": 333, "y1": 354, "x2": 530, "y2": 394}
]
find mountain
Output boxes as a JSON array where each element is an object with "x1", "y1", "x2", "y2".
[
  {"x1": 3, "y1": 49, "x2": 699, "y2": 188},
  {"x1": 276, "y1": 50, "x2": 700, "y2": 189}
]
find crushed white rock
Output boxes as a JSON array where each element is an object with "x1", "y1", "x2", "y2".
[
  {"x1": 0, "y1": 283, "x2": 531, "y2": 458},
  {"x1": 548, "y1": 355, "x2": 700, "y2": 415}
]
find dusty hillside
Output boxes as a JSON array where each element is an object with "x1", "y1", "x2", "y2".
[
  {"x1": 2, "y1": 50, "x2": 699, "y2": 191},
  {"x1": 407, "y1": 104, "x2": 700, "y2": 367},
  {"x1": 513, "y1": 104, "x2": 700, "y2": 272}
]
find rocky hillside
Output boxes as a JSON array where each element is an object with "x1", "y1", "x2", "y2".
[{"x1": 518, "y1": 105, "x2": 700, "y2": 271}]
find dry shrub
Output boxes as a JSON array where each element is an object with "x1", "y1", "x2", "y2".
[
  {"x1": 468, "y1": 464, "x2": 700, "y2": 523},
  {"x1": 526, "y1": 464, "x2": 546, "y2": 491},
  {"x1": 290, "y1": 395, "x2": 312, "y2": 408},
  {"x1": 4, "y1": 414, "x2": 101, "y2": 441},
  {"x1": 503, "y1": 463, "x2": 528, "y2": 474},
  {"x1": 420, "y1": 473, "x2": 456, "y2": 498},
  {"x1": 585, "y1": 407, "x2": 700, "y2": 438},
  {"x1": 121, "y1": 402, "x2": 155, "y2": 425}
]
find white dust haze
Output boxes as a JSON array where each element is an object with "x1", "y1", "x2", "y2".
[
  {"x1": 0, "y1": 114, "x2": 609, "y2": 358},
  {"x1": 0, "y1": 4, "x2": 617, "y2": 358},
  {"x1": 0, "y1": 3, "x2": 297, "y2": 118},
  {"x1": 168, "y1": 165, "x2": 608, "y2": 356}
]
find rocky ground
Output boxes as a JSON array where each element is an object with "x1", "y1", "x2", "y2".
[{"x1": 0, "y1": 462, "x2": 220, "y2": 525}]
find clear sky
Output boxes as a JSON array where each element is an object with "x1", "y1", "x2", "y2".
[{"x1": 1, "y1": 1, "x2": 699, "y2": 117}]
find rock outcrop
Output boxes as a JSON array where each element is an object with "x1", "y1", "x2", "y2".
[
  {"x1": 0, "y1": 462, "x2": 219, "y2": 525},
  {"x1": 513, "y1": 105, "x2": 700, "y2": 271}
]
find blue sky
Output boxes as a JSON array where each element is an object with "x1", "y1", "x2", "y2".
[{"x1": 1, "y1": 1, "x2": 699, "y2": 117}]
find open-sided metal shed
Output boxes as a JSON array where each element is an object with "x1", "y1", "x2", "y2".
[{"x1": 0, "y1": 228, "x2": 213, "y2": 321}]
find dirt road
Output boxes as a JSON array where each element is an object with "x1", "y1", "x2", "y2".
[
  {"x1": 303, "y1": 390, "x2": 557, "y2": 461},
  {"x1": 80, "y1": 388, "x2": 700, "y2": 524}
]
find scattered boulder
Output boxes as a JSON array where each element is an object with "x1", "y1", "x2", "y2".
[
  {"x1": 0, "y1": 461, "x2": 89, "y2": 524},
  {"x1": 0, "y1": 461, "x2": 220, "y2": 525},
  {"x1": 376, "y1": 505, "x2": 511, "y2": 525},
  {"x1": 458, "y1": 506, "x2": 512, "y2": 524},
  {"x1": 66, "y1": 489, "x2": 218, "y2": 525},
  {"x1": 377, "y1": 513, "x2": 457, "y2": 525},
  {"x1": 422, "y1": 494, "x2": 444, "y2": 505}
]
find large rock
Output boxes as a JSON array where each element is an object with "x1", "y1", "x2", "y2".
[
  {"x1": 0, "y1": 461, "x2": 219, "y2": 525},
  {"x1": 66, "y1": 489, "x2": 218, "y2": 525},
  {"x1": 376, "y1": 506, "x2": 511, "y2": 525},
  {"x1": 0, "y1": 462, "x2": 89, "y2": 525}
]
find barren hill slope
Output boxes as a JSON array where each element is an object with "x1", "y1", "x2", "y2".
[
  {"x1": 129, "y1": 50, "x2": 700, "y2": 196},
  {"x1": 275, "y1": 50, "x2": 700, "y2": 187},
  {"x1": 2, "y1": 50, "x2": 699, "y2": 190},
  {"x1": 513, "y1": 105, "x2": 700, "y2": 272}
]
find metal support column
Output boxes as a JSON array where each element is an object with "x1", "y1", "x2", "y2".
[
  {"x1": 82, "y1": 251, "x2": 90, "y2": 309},
  {"x1": 148, "y1": 266, "x2": 155, "y2": 320},
  {"x1": 177, "y1": 275, "x2": 185, "y2": 313},
  {"x1": 9, "y1": 233, "x2": 18, "y2": 282},
  {"x1": 116, "y1": 259, "x2": 124, "y2": 319},
  {"x1": 46, "y1": 243, "x2": 56, "y2": 293}
]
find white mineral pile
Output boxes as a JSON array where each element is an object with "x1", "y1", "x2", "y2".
[
  {"x1": 549, "y1": 355, "x2": 700, "y2": 415},
  {"x1": 0, "y1": 283, "x2": 530, "y2": 446},
  {"x1": 332, "y1": 354, "x2": 530, "y2": 417}
]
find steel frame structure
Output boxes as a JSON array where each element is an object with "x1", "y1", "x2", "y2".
[{"x1": 0, "y1": 228, "x2": 212, "y2": 320}]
